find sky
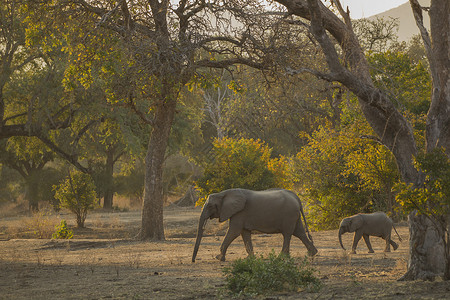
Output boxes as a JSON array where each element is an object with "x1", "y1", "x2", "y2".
[{"x1": 339, "y1": 0, "x2": 408, "y2": 19}]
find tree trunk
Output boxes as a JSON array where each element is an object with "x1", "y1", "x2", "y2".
[
  {"x1": 103, "y1": 147, "x2": 115, "y2": 209},
  {"x1": 26, "y1": 170, "x2": 40, "y2": 212},
  {"x1": 138, "y1": 96, "x2": 177, "y2": 241},
  {"x1": 399, "y1": 211, "x2": 446, "y2": 280}
]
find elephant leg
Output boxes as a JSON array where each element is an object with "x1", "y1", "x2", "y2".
[
  {"x1": 293, "y1": 224, "x2": 318, "y2": 256},
  {"x1": 351, "y1": 231, "x2": 363, "y2": 254},
  {"x1": 383, "y1": 234, "x2": 392, "y2": 252},
  {"x1": 241, "y1": 229, "x2": 254, "y2": 257},
  {"x1": 362, "y1": 234, "x2": 374, "y2": 253},
  {"x1": 217, "y1": 227, "x2": 241, "y2": 261},
  {"x1": 281, "y1": 233, "x2": 292, "y2": 255}
]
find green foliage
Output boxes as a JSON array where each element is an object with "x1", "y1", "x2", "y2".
[
  {"x1": 115, "y1": 161, "x2": 145, "y2": 203},
  {"x1": 368, "y1": 51, "x2": 431, "y2": 115},
  {"x1": 53, "y1": 171, "x2": 98, "y2": 228},
  {"x1": 52, "y1": 219, "x2": 73, "y2": 239},
  {"x1": 295, "y1": 122, "x2": 400, "y2": 230},
  {"x1": 395, "y1": 148, "x2": 450, "y2": 216},
  {"x1": 223, "y1": 252, "x2": 321, "y2": 297},
  {"x1": 0, "y1": 163, "x2": 24, "y2": 204},
  {"x1": 195, "y1": 138, "x2": 295, "y2": 206}
]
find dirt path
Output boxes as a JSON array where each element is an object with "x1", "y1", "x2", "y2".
[{"x1": 0, "y1": 207, "x2": 448, "y2": 299}]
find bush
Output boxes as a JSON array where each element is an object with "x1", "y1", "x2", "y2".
[
  {"x1": 53, "y1": 171, "x2": 98, "y2": 228},
  {"x1": 52, "y1": 219, "x2": 73, "y2": 239},
  {"x1": 223, "y1": 252, "x2": 321, "y2": 297},
  {"x1": 195, "y1": 137, "x2": 295, "y2": 206}
]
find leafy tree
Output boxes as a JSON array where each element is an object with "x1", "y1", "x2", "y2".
[
  {"x1": 53, "y1": 170, "x2": 97, "y2": 228},
  {"x1": 368, "y1": 51, "x2": 431, "y2": 114},
  {"x1": 295, "y1": 116, "x2": 399, "y2": 230},
  {"x1": 195, "y1": 137, "x2": 294, "y2": 206},
  {"x1": 0, "y1": 1, "x2": 81, "y2": 147},
  {"x1": 0, "y1": 137, "x2": 64, "y2": 211},
  {"x1": 37, "y1": 0, "x2": 293, "y2": 241}
]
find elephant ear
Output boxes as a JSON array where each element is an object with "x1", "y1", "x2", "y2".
[
  {"x1": 349, "y1": 214, "x2": 364, "y2": 232},
  {"x1": 219, "y1": 189, "x2": 246, "y2": 222}
]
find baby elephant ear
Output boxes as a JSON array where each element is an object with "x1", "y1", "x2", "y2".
[
  {"x1": 349, "y1": 215, "x2": 364, "y2": 232},
  {"x1": 219, "y1": 189, "x2": 246, "y2": 222}
]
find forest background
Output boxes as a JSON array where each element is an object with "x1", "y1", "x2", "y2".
[{"x1": 0, "y1": 0, "x2": 448, "y2": 281}]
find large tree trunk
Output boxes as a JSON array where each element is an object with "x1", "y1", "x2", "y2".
[
  {"x1": 399, "y1": 211, "x2": 446, "y2": 280},
  {"x1": 138, "y1": 95, "x2": 177, "y2": 241}
]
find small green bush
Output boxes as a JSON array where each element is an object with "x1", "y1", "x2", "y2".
[
  {"x1": 223, "y1": 252, "x2": 321, "y2": 297},
  {"x1": 53, "y1": 170, "x2": 98, "y2": 228},
  {"x1": 52, "y1": 219, "x2": 73, "y2": 239}
]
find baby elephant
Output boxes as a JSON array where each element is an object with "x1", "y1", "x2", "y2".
[{"x1": 338, "y1": 212, "x2": 402, "y2": 254}]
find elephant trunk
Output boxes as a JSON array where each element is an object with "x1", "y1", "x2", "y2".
[
  {"x1": 338, "y1": 227, "x2": 346, "y2": 250},
  {"x1": 192, "y1": 209, "x2": 209, "y2": 262}
]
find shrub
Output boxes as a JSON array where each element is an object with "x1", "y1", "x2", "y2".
[
  {"x1": 53, "y1": 170, "x2": 98, "y2": 228},
  {"x1": 195, "y1": 137, "x2": 295, "y2": 206},
  {"x1": 223, "y1": 252, "x2": 321, "y2": 297},
  {"x1": 52, "y1": 219, "x2": 73, "y2": 239}
]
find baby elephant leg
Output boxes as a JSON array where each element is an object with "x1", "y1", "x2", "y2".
[
  {"x1": 363, "y1": 234, "x2": 374, "y2": 253},
  {"x1": 351, "y1": 231, "x2": 363, "y2": 254},
  {"x1": 383, "y1": 234, "x2": 394, "y2": 252},
  {"x1": 389, "y1": 239, "x2": 399, "y2": 251}
]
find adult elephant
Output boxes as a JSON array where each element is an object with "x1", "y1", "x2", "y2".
[
  {"x1": 192, "y1": 188, "x2": 318, "y2": 262},
  {"x1": 338, "y1": 212, "x2": 402, "y2": 254}
]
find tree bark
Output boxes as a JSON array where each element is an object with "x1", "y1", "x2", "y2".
[
  {"x1": 138, "y1": 94, "x2": 177, "y2": 241},
  {"x1": 102, "y1": 147, "x2": 115, "y2": 209},
  {"x1": 399, "y1": 211, "x2": 446, "y2": 280},
  {"x1": 26, "y1": 170, "x2": 40, "y2": 212}
]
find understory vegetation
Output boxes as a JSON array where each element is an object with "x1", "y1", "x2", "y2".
[{"x1": 223, "y1": 252, "x2": 321, "y2": 296}]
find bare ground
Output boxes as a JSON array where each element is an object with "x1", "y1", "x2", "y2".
[{"x1": 0, "y1": 206, "x2": 449, "y2": 299}]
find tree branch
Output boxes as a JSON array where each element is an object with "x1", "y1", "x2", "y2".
[{"x1": 37, "y1": 134, "x2": 90, "y2": 173}]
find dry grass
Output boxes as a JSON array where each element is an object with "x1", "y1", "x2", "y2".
[
  {"x1": 0, "y1": 209, "x2": 60, "y2": 239},
  {"x1": 24, "y1": 210, "x2": 60, "y2": 239}
]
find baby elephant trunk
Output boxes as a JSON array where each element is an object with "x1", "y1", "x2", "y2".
[{"x1": 338, "y1": 227, "x2": 346, "y2": 250}]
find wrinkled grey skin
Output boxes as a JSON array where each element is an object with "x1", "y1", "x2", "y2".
[
  {"x1": 338, "y1": 212, "x2": 402, "y2": 254},
  {"x1": 192, "y1": 188, "x2": 318, "y2": 262}
]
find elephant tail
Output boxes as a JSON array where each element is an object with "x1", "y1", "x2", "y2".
[
  {"x1": 298, "y1": 197, "x2": 313, "y2": 243},
  {"x1": 392, "y1": 223, "x2": 402, "y2": 242}
]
